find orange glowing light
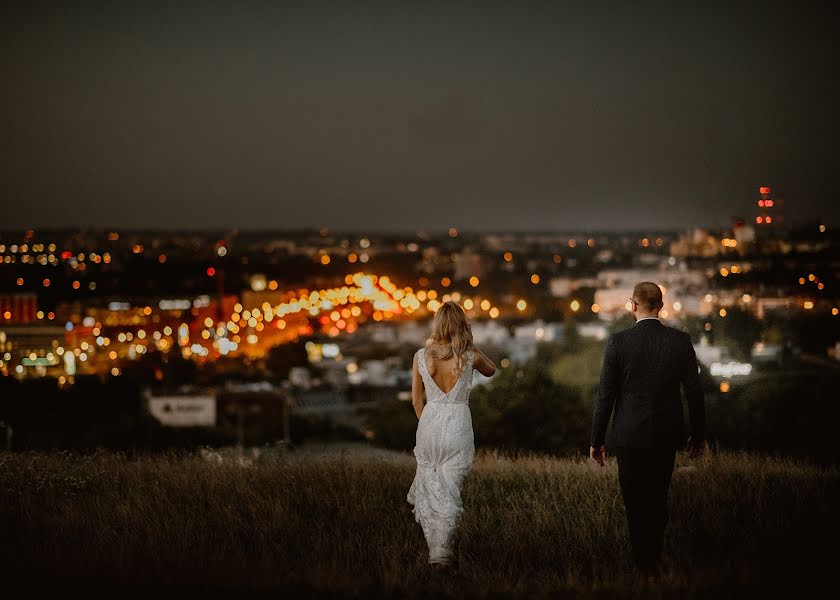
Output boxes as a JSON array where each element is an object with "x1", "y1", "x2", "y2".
[
  {"x1": 530, "y1": 274, "x2": 540, "y2": 284},
  {"x1": 16, "y1": 277, "x2": 23, "y2": 286},
  {"x1": 503, "y1": 251, "x2": 513, "y2": 262},
  {"x1": 756, "y1": 217, "x2": 763, "y2": 224},
  {"x1": 320, "y1": 255, "x2": 331, "y2": 265},
  {"x1": 469, "y1": 276, "x2": 480, "y2": 287},
  {"x1": 765, "y1": 216, "x2": 773, "y2": 223},
  {"x1": 441, "y1": 277, "x2": 451, "y2": 287},
  {"x1": 42, "y1": 278, "x2": 50, "y2": 287}
]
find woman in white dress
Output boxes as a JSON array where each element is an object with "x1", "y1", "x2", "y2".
[{"x1": 407, "y1": 301, "x2": 496, "y2": 571}]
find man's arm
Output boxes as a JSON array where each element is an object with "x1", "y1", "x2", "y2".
[
  {"x1": 591, "y1": 334, "x2": 620, "y2": 451},
  {"x1": 681, "y1": 334, "x2": 706, "y2": 455}
]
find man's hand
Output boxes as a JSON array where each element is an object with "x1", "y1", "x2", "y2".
[
  {"x1": 590, "y1": 445, "x2": 607, "y2": 467},
  {"x1": 687, "y1": 437, "x2": 705, "y2": 459}
]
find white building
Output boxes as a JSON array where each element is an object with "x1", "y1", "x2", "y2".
[{"x1": 594, "y1": 267, "x2": 709, "y2": 320}]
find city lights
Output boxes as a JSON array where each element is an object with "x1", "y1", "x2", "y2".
[{"x1": 0, "y1": 219, "x2": 835, "y2": 389}]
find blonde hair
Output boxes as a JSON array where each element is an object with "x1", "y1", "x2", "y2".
[{"x1": 425, "y1": 301, "x2": 474, "y2": 374}]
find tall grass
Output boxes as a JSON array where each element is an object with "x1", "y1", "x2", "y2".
[{"x1": 1, "y1": 449, "x2": 836, "y2": 596}]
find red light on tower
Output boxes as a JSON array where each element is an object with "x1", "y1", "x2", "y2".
[{"x1": 755, "y1": 185, "x2": 777, "y2": 226}]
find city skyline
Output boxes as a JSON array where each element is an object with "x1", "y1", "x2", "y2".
[{"x1": 2, "y1": 1, "x2": 838, "y2": 231}]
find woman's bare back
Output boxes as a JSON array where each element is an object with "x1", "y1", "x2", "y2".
[{"x1": 425, "y1": 343, "x2": 462, "y2": 394}]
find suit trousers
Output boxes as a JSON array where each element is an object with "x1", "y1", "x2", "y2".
[{"x1": 614, "y1": 447, "x2": 677, "y2": 574}]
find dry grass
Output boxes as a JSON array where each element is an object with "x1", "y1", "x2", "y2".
[{"x1": 0, "y1": 449, "x2": 836, "y2": 597}]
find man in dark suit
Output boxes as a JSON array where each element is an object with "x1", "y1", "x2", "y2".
[{"x1": 590, "y1": 282, "x2": 706, "y2": 575}]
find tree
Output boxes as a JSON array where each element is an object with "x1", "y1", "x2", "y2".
[
  {"x1": 713, "y1": 308, "x2": 762, "y2": 360},
  {"x1": 470, "y1": 358, "x2": 591, "y2": 455},
  {"x1": 266, "y1": 340, "x2": 309, "y2": 380}
]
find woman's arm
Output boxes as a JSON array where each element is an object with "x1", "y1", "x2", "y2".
[
  {"x1": 411, "y1": 352, "x2": 426, "y2": 419},
  {"x1": 473, "y1": 347, "x2": 497, "y2": 377}
]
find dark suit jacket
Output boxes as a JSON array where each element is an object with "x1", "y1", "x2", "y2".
[{"x1": 590, "y1": 319, "x2": 705, "y2": 449}]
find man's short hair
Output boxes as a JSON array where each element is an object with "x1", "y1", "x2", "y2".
[{"x1": 632, "y1": 282, "x2": 664, "y2": 311}]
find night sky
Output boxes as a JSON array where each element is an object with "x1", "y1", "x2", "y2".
[{"x1": 2, "y1": 1, "x2": 838, "y2": 232}]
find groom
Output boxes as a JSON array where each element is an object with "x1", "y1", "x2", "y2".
[{"x1": 590, "y1": 282, "x2": 706, "y2": 575}]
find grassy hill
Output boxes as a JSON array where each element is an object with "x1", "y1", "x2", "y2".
[{"x1": 1, "y1": 449, "x2": 836, "y2": 597}]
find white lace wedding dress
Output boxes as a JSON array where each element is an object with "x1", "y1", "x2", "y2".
[{"x1": 407, "y1": 347, "x2": 476, "y2": 565}]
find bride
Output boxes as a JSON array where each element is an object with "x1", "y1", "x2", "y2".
[{"x1": 407, "y1": 301, "x2": 496, "y2": 571}]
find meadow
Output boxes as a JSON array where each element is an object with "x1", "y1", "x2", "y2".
[{"x1": 1, "y1": 448, "x2": 837, "y2": 597}]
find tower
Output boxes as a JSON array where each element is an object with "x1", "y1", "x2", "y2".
[{"x1": 755, "y1": 186, "x2": 776, "y2": 226}]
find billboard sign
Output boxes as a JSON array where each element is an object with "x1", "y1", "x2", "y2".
[{"x1": 148, "y1": 394, "x2": 217, "y2": 427}]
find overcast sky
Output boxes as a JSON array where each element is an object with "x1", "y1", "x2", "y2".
[{"x1": 2, "y1": 1, "x2": 838, "y2": 232}]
